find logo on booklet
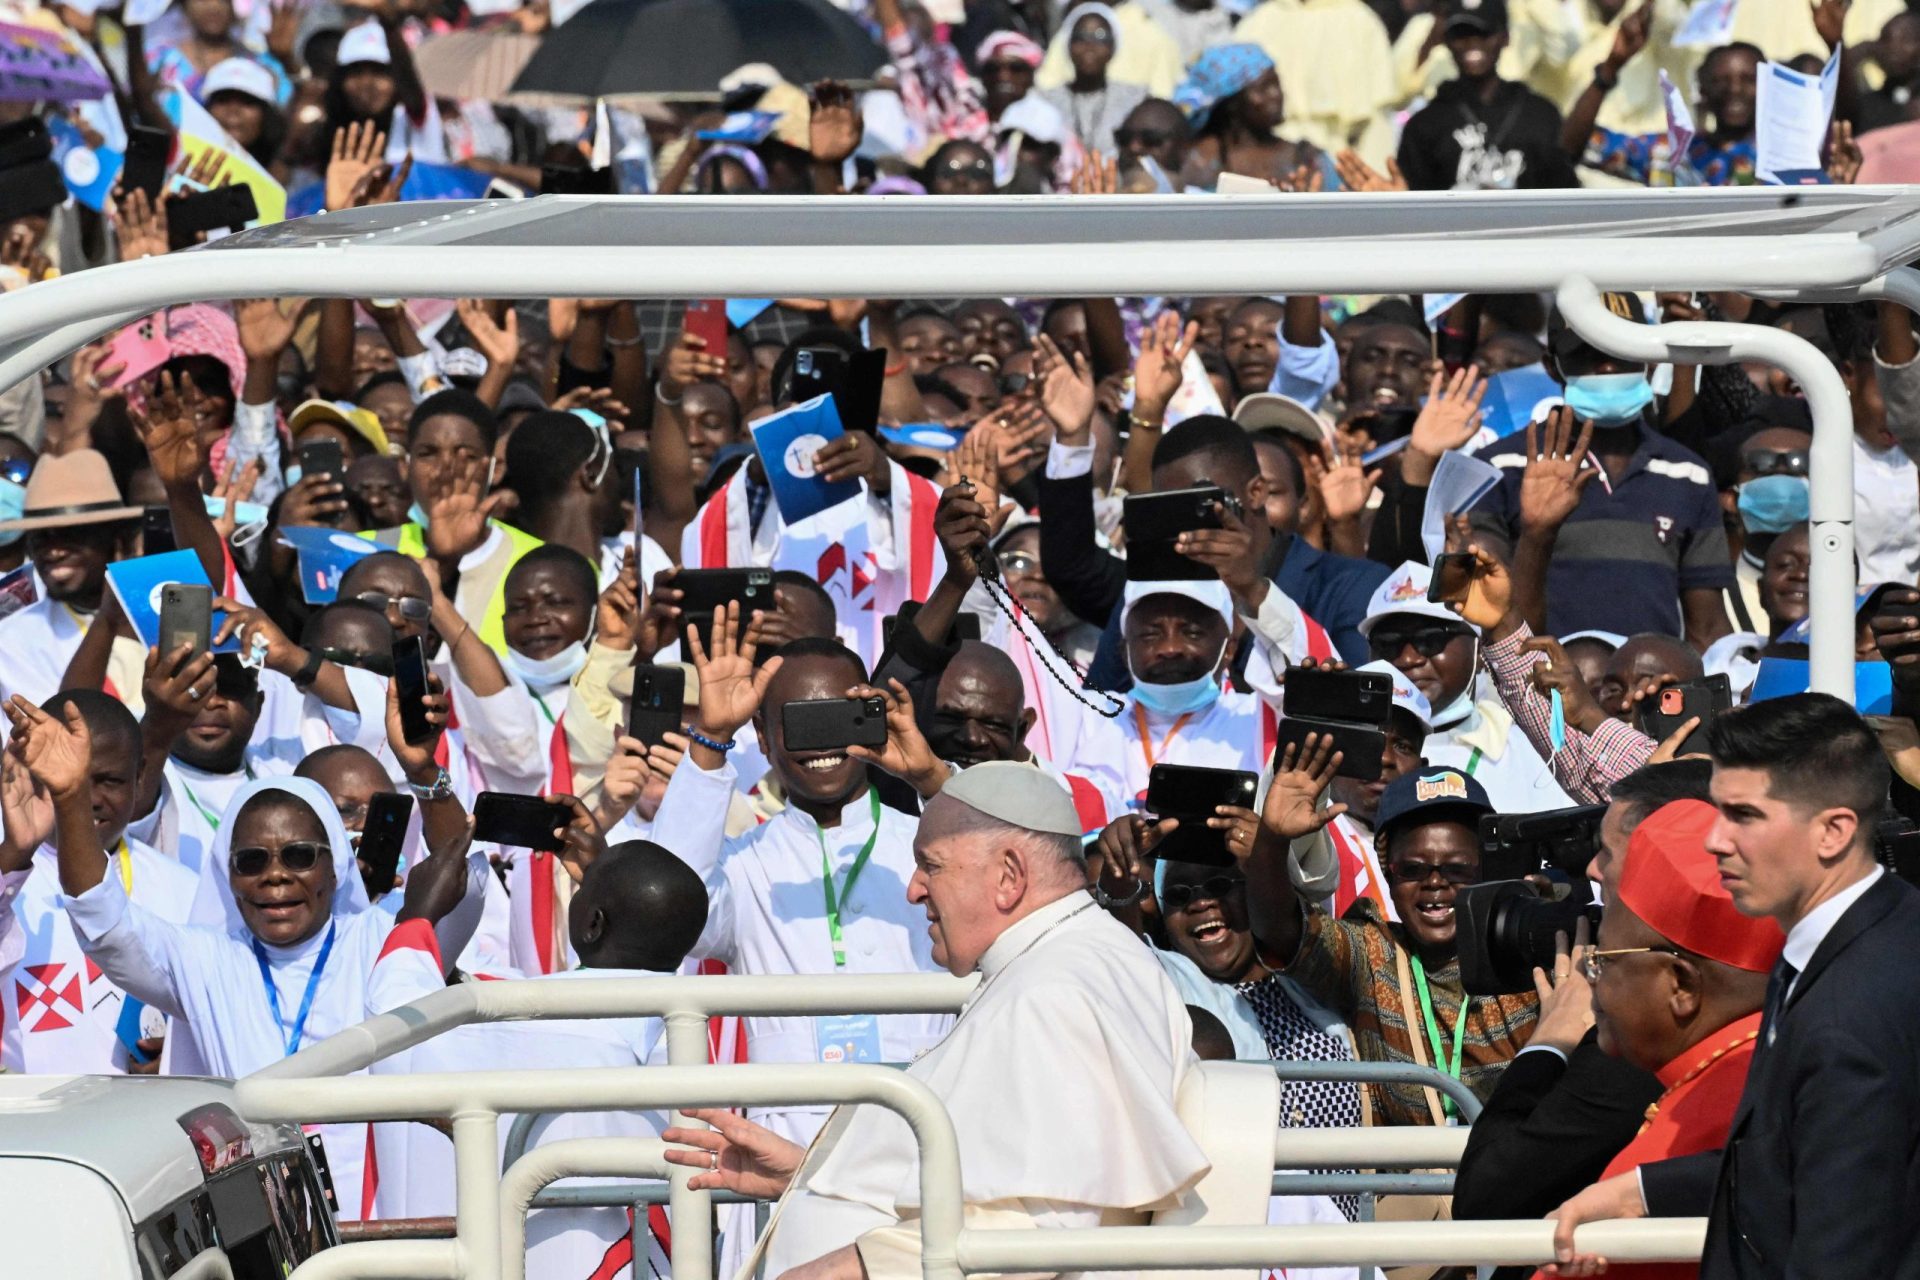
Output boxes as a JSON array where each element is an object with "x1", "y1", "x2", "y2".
[
  {"x1": 783, "y1": 434, "x2": 828, "y2": 478},
  {"x1": 1415, "y1": 771, "x2": 1468, "y2": 802}
]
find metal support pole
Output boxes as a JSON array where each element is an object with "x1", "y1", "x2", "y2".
[
  {"x1": 454, "y1": 1110, "x2": 505, "y2": 1280},
  {"x1": 665, "y1": 1009, "x2": 715, "y2": 1280},
  {"x1": 1556, "y1": 276, "x2": 1857, "y2": 700}
]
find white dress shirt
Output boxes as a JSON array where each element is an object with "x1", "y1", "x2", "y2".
[{"x1": 1782, "y1": 864, "x2": 1885, "y2": 1001}]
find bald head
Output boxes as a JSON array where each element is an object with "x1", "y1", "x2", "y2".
[
  {"x1": 296, "y1": 744, "x2": 394, "y2": 832},
  {"x1": 570, "y1": 840, "x2": 710, "y2": 971},
  {"x1": 1601, "y1": 634, "x2": 1706, "y2": 716},
  {"x1": 931, "y1": 641, "x2": 1035, "y2": 767}
]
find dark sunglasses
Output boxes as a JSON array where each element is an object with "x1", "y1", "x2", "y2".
[
  {"x1": 1115, "y1": 127, "x2": 1170, "y2": 148},
  {"x1": 0, "y1": 459, "x2": 31, "y2": 486},
  {"x1": 315, "y1": 646, "x2": 393, "y2": 677},
  {"x1": 1387, "y1": 860, "x2": 1479, "y2": 886},
  {"x1": 939, "y1": 157, "x2": 994, "y2": 178},
  {"x1": 1069, "y1": 26, "x2": 1115, "y2": 43},
  {"x1": 1369, "y1": 625, "x2": 1469, "y2": 659},
  {"x1": 1159, "y1": 875, "x2": 1246, "y2": 909},
  {"x1": 1743, "y1": 447, "x2": 1808, "y2": 477},
  {"x1": 230, "y1": 841, "x2": 328, "y2": 877},
  {"x1": 354, "y1": 590, "x2": 432, "y2": 622}
]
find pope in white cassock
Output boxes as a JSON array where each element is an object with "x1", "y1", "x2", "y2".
[{"x1": 662, "y1": 761, "x2": 1211, "y2": 1280}]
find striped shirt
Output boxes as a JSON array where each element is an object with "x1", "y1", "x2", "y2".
[
  {"x1": 1470, "y1": 426, "x2": 1732, "y2": 639},
  {"x1": 1482, "y1": 623, "x2": 1657, "y2": 804},
  {"x1": 1285, "y1": 900, "x2": 1539, "y2": 1127}
]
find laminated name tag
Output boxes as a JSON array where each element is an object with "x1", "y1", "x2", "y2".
[{"x1": 814, "y1": 1014, "x2": 883, "y2": 1064}]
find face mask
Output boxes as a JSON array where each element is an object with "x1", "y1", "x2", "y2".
[
  {"x1": 1129, "y1": 671, "x2": 1222, "y2": 717},
  {"x1": 1562, "y1": 372, "x2": 1654, "y2": 426},
  {"x1": 1736, "y1": 474, "x2": 1810, "y2": 534},
  {"x1": 503, "y1": 641, "x2": 589, "y2": 690},
  {"x1": 408, "y1": 501, "x2": 429, "y2": 529},
  {"x1": 204, "y1": 494, "x2": 270, "y2": 527},
  {"x1": 0, "y1": 479, "x2": 23, "y2": 548}
]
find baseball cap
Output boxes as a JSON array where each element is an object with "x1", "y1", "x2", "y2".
[
  {"x1": 1356, "y1": 659, "x2": 1433, "y2": 730},
  {"x1": 1120, "y1": 578, "x2": 1235, "y2": 635},
  {"x1": 1546, "y1": 291, "x2": 1647, "y2": 362},
  {"x1": 289, "y1": 399, "x2": 390, "y2": 456},
  {"x1": 1234, "y1": 393, "x2": 1332, "y2": 447},
  {"x1": 199, "y1": 57, "x2": 278, "y2": 106},
  {"x1": 1374, "y1": 766, "x2": 1493, "y2": 840},
  {"x1": 337, "y1": 22, "x2": 391, "y2": 67},
  {"x1": 1444, "y1": 0, "x2": 1509, "y2": 35},
  {"x1": 1357, "y1": 561, "x2": 1481, "y2": 638}
]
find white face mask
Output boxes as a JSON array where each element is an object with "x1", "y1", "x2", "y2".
[{"x1": 503, "y1": 641, "x2": 589, "y2": 690}]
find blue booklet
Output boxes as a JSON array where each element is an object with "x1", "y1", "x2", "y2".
[
  {"x1": 105, "y1": 550, "x2": 240, "y2": 653},
  {"x1": 696, "y1": 111, "x2": 782, "y2": 144},
  {"x1": 750, "y1": 394, "x2": 863, "y2": 526},
  {"x1": 276, "y1": 525, "x2": 377, "y2": 604},
  {"x1": 1478, "y1": 363, "x2": 1565, "y2": 438}
]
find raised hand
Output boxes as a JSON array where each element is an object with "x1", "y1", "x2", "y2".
[
  {"x1": 421, "y1": 454, "x2": 509, "y2": 562},
  {"x1": 1444, "y1": 517, "x2": 1514, "y2": 631},
  {"x1": 1827, "y1": 119, "x2": 1862, "y2": 185},
  {"x1": 384, "y1": 663, "x2": 450, "y2": 778},
  {"x1": 1033, "y1": 333, "x2": 1095, "y2": 441},
  {"x1": 141, "y1": 642, "x2": 217, "y2": 740},
  {"x1": 636, "y1": 567, "x2": 684, "y2": 661},
  {"x1": 844, "y1": 679, "x2": 948, "y2": 798},
  {"x1": 1174, "y1": 498, "x2": 1264, "y2": 602},
  {"x1": 210, "y1": 456, "x2": 266, "y2": 543},
  {"x1": 1523, "y1": 635, "x2": 1611, "y2": 734},
  {"x1": 1519, "y1": 408, "x2": 1596, "y2": 534},
  {"x1": 1812, "y1": 0, "x2": 1847, "y2": 50},
  {"x1": 236, "y1": 297, "x2": 304, "y2": 364},
  {"x1": 456, "y1": 299, "x2": 520, "y2": 372},
  {"x1": 661, "y1": 330, "x2": 728, "y2": 397},
  {"x1": 1404, "y1": 364, "x2": 1487, "y2": 483},
  {"x1": 933, "y1": 478, "x2": 993, "y2": 583},
  {"x1": 1607, "y1": 1, "x2": 1652, "y2": 71},
  {"x1": 277, "y1": 465, "x2": 350, "y2": 530},
  {"x1": 1333, "y1": 149, "x2": 1408, "y2": 193},
  {"x1": 1318, "y1": 437, "x2": 1383, "y2": 524},
  {"x1": 1260, "y1": 733, "x2": 1346, "y2": 844},
  {"x1": 4, "y1": 697, "x2": 94, "y2": 802},
  {"x1": 213, "y1": 596, "x2": 301, "y2": 675},
  {"x1": 326, "y1": 121, "x2": 389, "y2": 213},
  {"x1": 0, "y1": 743, "x2": 53, "y2": 870},
  {"x1": 110, "y1": 186, "x2": 171, "y2": 260},
  {"x1": 0, "y1": 224, "x2": 53, "y2": 285},
  {"x1": 1133, "y1": 310, "x2": 1199, "y2": 423},
  {"x1": 397, "y1": 815, "x2": 475, "y2": 927},
  {"x1": 133, "y1": 370, "x2": 213, "y2": 490},
  {"x1": 687, "y1": 601, "x2": 783, "y2": 743},
  {"x1": 596, "y1": 545, "x2": 642, "y2": 651},
  {"x1": 1070, "y1": 150, "x2": 1118, "y2": 195},
  {"x1": 807, "y1": 80, "x2": 864, "y2": 165},
  {"x1": 662, "y1": 1107, "x2": 805, "y2": 1198}
]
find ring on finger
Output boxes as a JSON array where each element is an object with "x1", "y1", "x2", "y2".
[{"x1": 710, "y1": 1150, "x2": 720, "y2": 1170}]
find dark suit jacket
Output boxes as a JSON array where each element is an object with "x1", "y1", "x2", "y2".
[
  {"x1": 1454, "y1": 1032, "x2": 1663, "y2": 1222},
  {"x1": 1640, "y1": 871, "x2": 1920, "y2": 1279}
]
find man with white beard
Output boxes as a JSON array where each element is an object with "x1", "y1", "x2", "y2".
[{"x1": 662, "y1": 761, "x2": 1210, "y2": 1280}]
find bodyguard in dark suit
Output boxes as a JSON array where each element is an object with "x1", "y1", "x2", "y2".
[{"x1": 1547, "y1": 694, "x2": 1920, "y2": 1278}]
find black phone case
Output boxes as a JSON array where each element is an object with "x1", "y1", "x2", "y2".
[
  {"x1": 675, "y1": 569, "x2": 774, "y2": 651},
  {"x1": 1274, "y1": 714, "x2": 1386, "y2": 782},
  {"x1": 1146, "y1": 764, "x2": 1259, "y2": 821},
  {"x1": 391, "y1": 638, "x2": 434, "y2": 744},
  {"x1": 298, "y1": 439, "x2": 345, "y2": 482},
  {"x1": 1427, "y1": 553, "x2": 1475, "y2": 605},
  {"x1": 357, "y1": 791, "x2": 413, "y2": 897},
  {"x1": 142, "y1": 506, "x2": 176, "y2": 558},
  {"x1": 782, "y1": 696, "x2": 888, "y2": 753},
  {"x1": 166, "y1": 185, "x2": 259, "y2": 249},
  {"x1": 472, "y1": 792, "x2": 570, "y2": 851},
  {"x1": 1123, "y1": 486, "x2": 1229, "y2": 581},
  {"x1": 120, "y1": 124, "x2": 170, "y2": 198},
  {"x1": 1635, "y1": 674, "x2": 1732, "y2": 758},
  {"x1": 628, "y1": 664, "x2": 686, "y2": 751},
  {"x1": 1283, "y1": 667, "x2": 1393, "y2": 726},
  {"x1": 830, "y1": 347, "x2": 888, "y2": 436},
  {"x1": 159, "y1": 583, "x2": 212, "y2": 660}
]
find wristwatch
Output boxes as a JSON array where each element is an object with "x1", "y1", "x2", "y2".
[
  {"x1": 289, "y1": 647, "x2": 325, "y2": 691},
  {"x1": 1593, "y1": 60, "x2": 1619, "y2": 90},
  {"x1": 1093, "y1": 875, "x2": 1149, "y2": 908},
  {"x1": 408, "y1": 768, "x2": 454, "y2": 802}
]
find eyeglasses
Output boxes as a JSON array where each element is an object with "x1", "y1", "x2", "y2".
[
  {"x1": 1369, "y1": 625, "x2": 1469, "y2": 660},
  {"x1": 1158, "y1": 875, "x2": 1245, "y2": 909},
  {"x1": 0, "y1": 460, "x2": 31, "y2": 486},
  {"x1": 939, "y1": 158, "x2": 994, "y2": 179},
  {"x1": 1743, "y1": 448, "x2": 1809, "y2": 477},
  {"x1": 1387, "y1": 860, "x2": 1479, "y2": 886},
  {"x1": 1583, "y1": 946, "x2": 1692, "y2": 980},
  {"x1": 354, "y1": 590, "x2": 432, "y2": 622},
  {"x1": 1115, "y1": 127, "x2": 1170, "y2": 148},
  {"x1": 1001, "y1": 551, "x2": 1041, "y2": 576},
  {"x1": 230, "y1": 841, "x2": 328, "y2": 878}
]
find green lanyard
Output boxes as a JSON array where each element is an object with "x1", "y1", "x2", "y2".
[
  {"x1": 177, "y1": 763, "x2": 255, "y2": 832},
  {"x1": 530, "y1": 690, "x2": 556, "y2": 726},
  {"x1": 1464, "y1": 747, "x2": 1483, "y2": 778},
  {"x1": 1408, "y1": 953, "x2": 1468, "y2": 1121},
  {"x1": 817, "y1": 791, "x2": 882, "y2": 969}
]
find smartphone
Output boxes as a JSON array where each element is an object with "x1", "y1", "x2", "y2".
[
  {"x1": 1283, "y1": 666, "x2": 1392, "y2": 725},
  {"x1": 782, "y1": 696, "x2": 888, "y2": 753},
  {"x1": 631, "y1": 457, "x2": 647, "y2": 550},
  {"x1": 541, "y1": 160, "x2": 614, "y2": 195},
  {"x1": 104, "y1": 312, "x2": 173, "y2": 390},
  {"x1": 1634, "y1": 674, "x2": 1732, "y2": 758},
  {"x1": 165, "y1": 184, "x2": 259, "y2": 249},
  {"x1": 675, "y1": 567, "x2": 773, "y2": 651},
  {"x1": 1273, "y1": 716, "x2": 1387, "y2": 782},
  {"x1": 882, "y1": 601, "x2": 982, "y2": 650},
  {"x1": 1122, "y1": 485, "x2": 1235, "y2": 582},
  {"x1": 628, "y1": 663, "x2": 687, "y2": 752},
  {"x1": 1356, "y1": 404, "x2": 1420, "y2": 444},
  {"x1": 141, "y1": 505, "x2": 176, "y2": 558},
  {"x1": 786, "y1": 345, "x2": 850, "y2": 404},
  {"x1": 159, "y1": 583, "x2": 212, "y2": 661},
  {"x1": 121, "y1": 124, "x2": 172, "y2": 199},
  {"x1": 684, "y1": 299, "x2": 728, "y2": 355},
  {"x1": 1145, "y1": 764, "x2": 1259, "y2": 868},
  {"x1": 390, "y1": 636, "x2": 434, "y2": 745},
  {"x1": 356, "y1": 791, "x2": 414, "y2": 900},
  {"x1": 297, "y1": 438, "x2": 345, "y2": 484},
  {"x1": 1426, "y1": 552, "x2": 1475, "y2": 606},
  {"x1": 830, "y1": 347, "x2": 888, "y2": 436},
  {"x1": 472, "y1": 791, "x2": 571, "y2": 851}
]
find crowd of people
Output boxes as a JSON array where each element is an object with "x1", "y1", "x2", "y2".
[{"x1": 4, "y1": 0, "x2": 1920, "y2": 1275}]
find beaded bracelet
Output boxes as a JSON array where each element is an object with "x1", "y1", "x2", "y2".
[{"x1": 684, "y1": 725, "x2": 736, "y2": 753}]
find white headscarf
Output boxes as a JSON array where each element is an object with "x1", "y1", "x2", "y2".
[
  {"x1": 1061, "y1": 1, "x2": 1123, "y2": 51},
  {"x1": 190, "y1": 776, "x2": 373, "y2": 936}
]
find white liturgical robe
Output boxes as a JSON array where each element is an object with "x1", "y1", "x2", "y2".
[{"x1": 766, "y1": 890, "x2": 1209, "y2": 1278}]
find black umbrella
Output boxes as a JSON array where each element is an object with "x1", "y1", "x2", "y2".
[{"x1": 511, "y1": 0, "x2": 886, "y2": 99}]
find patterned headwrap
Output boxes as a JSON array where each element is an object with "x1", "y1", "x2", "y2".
[
  {"x1": 1172, "y1": 43, "x2": 1275, "y2": 130},
  {"x1": 162, "y1": 302, "x2": 248, "y2": 405},
  {"x1": 976, "y1": 30, "x2": 1045, "y2": 69}
]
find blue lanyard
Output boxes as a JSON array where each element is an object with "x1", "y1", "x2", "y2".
[{"x1": 252, "y1": 922, "x2": 337, "y2": 1057}]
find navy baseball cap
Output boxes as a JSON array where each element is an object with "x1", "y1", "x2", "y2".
[{"x1": 1374, "y1": 767, "x2": 1494, "y2": 840}]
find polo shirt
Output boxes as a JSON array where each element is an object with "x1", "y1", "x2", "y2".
[{"x1": 1470, "y1": 422, "x2": 1732, "y2": 638}]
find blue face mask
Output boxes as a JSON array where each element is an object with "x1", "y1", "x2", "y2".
[
  {"x1": 203, "y1": 494, "x2": 270, "y2": 527},
  {"x1": 408, "y1": 502, "x2": 429, "y2": 529},
  {"x1": 1129, "y1": 670, "x2": 1223, "y2": 717},
  {"x1": 0, "y1": 479, "x2": 23, "y2": 548},
  {"x1": 1562, "y1": 372, "x2": 1655, "y2": 426},
  {"x1": 1736, "y1": 474, "x2": 1810, "y2": 534}
]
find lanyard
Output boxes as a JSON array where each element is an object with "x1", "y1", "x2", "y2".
[
  {"x1": 177, "y1": 764, "x2": 255, "y2": 832},
  {"x1": 252, "y1": 922, "x2": 337, "y2": 1057},
  {"x1": 530, "y1": 690, "x2": 557, "y2": 726},
  {"x1": 1132, "y1": 704, "x2": 1195, "y2": 775},
  {"x1": 817, "y1": 791, "x2": 882, "y2": 969},
  {"x1": 113, "y1": 840, "x2": 132, "y2": 895},
  {"x1": 1408, "y1": 954, "x2": 1468, "y2": 1120},
  {"x1": 1463, "y1": 747, "x2": 1483, "y2": 778}
]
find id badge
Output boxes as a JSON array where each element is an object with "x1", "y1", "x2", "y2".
[{"x1": 814, "y1": 1013, "x2": 883, "y2": 1064}]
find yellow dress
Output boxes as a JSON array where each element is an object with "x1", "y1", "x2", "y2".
[
  {"x1": 1235, "y1": 0, "x2": 1399, "y2": 158},
  {"x1": 1729, "y1": 0, "x2": 1900, "y2": 64}
]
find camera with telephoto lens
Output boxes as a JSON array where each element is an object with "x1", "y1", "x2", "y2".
[
  {"x1": 1877, "y1": 815, "x2": 1920, "y2": 889},
  {"x1": 1455, "y1": 805, "x2": 1607, "y2": 996}
]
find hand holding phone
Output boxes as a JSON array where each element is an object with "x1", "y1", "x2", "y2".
[
  {"x1": 159, "y1": 583, "x2": 212, "y2": 661},
  {"x1": 685, "y1": 299, "x2": 728, "y2": 354},
  {"x1": 356, "y1": 791, "x2": 414, "y2": 899},
  {"x1": 472, "y1": 791, "x2": 573, "y2": 852},
  {"x1": 389, "y1": 637, "x2": 436, "y2": 746},
  {"x1": 628, "y1": 663, "x2": 687, "y2": 752}
]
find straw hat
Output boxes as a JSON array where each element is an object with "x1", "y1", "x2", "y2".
[{"x1": 0, "y1": 450, "x2": 141, "y2": 533}]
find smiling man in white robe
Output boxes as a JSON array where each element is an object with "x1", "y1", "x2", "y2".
[{"x1": 663, "y1": 761, "x2": 1210, "y2": 1280}]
